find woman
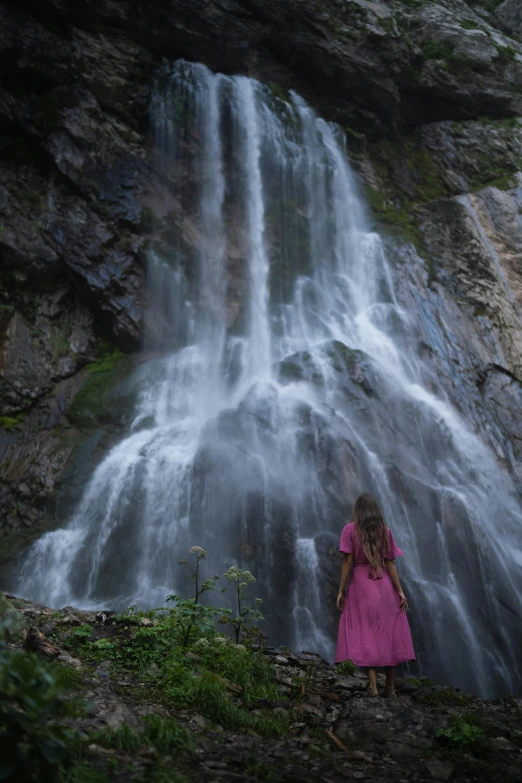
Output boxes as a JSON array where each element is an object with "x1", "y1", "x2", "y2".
[{"x1": 335, "y1": 492, "x2": 416, "y2": 697}]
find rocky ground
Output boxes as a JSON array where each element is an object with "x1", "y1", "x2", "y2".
[{"x1": 2, "y1": 591, "x2": 522, "y2": 782}]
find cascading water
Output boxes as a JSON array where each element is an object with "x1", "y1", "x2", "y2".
[{"x1": 17, "y1": 61, "x2": 522, "y2": 698}]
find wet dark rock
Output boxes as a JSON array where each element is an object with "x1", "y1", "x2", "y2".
[
  {"x1": 496, "y1": 0, "x2": 522, "y2": 39},
  {"x1": 57, "y1": 613, "x2": 83, "y2": 627},
  {"x1": 425, "y1": 759, "x2": 455, "y2": 781},
  {"x1": 394, "y1": 676, "x2": 419, "y2": 695},
  {"x1": 335, "y1": 697, "x2": 437, "y2": 757},
  {"x1": 297, "y1": 651, "x2": 331, "y2": 667},
  {"x1": 38, "y1": 622, "x2": 56, "y2": 637}
]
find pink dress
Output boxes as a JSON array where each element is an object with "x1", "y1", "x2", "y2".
[{"x1": 335, "y1": 522, "x2": 416, "y2": 667}]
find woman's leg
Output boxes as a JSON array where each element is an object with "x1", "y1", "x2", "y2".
[
  {"x1": 384, "y1": 666, "x2": 396, "y2": 696},
  {"x1": 367, "y1": 667, "x2": 378, "y2": 695}
]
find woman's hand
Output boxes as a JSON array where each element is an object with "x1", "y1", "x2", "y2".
[
  {"x1": 337, "y1": 591, "x2": 344, "y2": 611},
  {"x1": 398, "y1": 591, "x2": 408, "y2": 611}
]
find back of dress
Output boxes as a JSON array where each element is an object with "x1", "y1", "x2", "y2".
[
  {"x1": 341, "y1": 521, "x2": 403, "y2": 566},
  {"x1": 336, "y1": 520, "x2": 415, "y2": 668}
]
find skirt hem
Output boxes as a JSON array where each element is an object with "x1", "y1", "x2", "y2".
[{"x1": 335, "y1": 656, "x2": 416, "y2": 667}]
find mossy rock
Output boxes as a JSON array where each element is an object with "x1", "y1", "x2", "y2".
[
  {"x1": 66, "y1": 351, "x2": 134, "y2": 430},
  {"x1": 0, "y1": 414, "x2": 25, "y2": 432},
  {"x1": 405, "y1": 675, "x2": 435, "y2": 688},
  {"x1": 413, "y1": 684, "x2": 473, "y2": 708},
  {"x1": 368, "y1": 134, "x2": 447, "y2": 207}
]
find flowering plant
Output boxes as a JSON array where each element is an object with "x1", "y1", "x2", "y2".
[
  {"x1": 167, "y1": 545, "x2": 221, "y2": 647},
  {"x1": 222, "y1": 566, "x2": 264, "y2": 644}
]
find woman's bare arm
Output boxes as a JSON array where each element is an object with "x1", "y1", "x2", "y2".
[
  {"x1": 337, "y1": 553, "x2": 353, "y2": 610},
  {"x1": 384, "y1": 558, "x2": 408, "y2": 610}
]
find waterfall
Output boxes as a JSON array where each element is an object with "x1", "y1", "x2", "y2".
[{"x1": 17, "y1": 60, "x2": 522, "y2": 698}]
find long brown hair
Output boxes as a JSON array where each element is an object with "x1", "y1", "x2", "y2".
[{"x1": 353, "y1": 493, "x2": 388, "y2": 577}]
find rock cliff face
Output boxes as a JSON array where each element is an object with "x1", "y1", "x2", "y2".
[{"x1": 1, "y1": 0, "x2": 522, "y2": 612}]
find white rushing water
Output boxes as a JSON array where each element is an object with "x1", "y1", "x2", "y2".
[{"x1": 18, "y1": 61, "x2": 522, "y2": 697}]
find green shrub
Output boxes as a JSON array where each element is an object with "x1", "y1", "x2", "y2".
[
  {"x1": 170, "y1": 546, "x2": 223, "y2": 646},
  {"x1": 0, "y1": 623, "x2": 81, "y2": 781},
  {"x1": 142, "y1": 714, "x2": 195, "y2": 754},
  {"x1": 222, "y1": 565, "x2": 264, "y2": 644},
  {"x1": 65, "y1": 625, "x2": 94, "y2": 649},
  {"x1": 193, "y1": 639, "x2": 280, "y2": 706},
  {"x1": 336, "y1": 659, "x2": 356, "y2": 676},
  {"x1": 435, "y1": 717, "x2": 488, "y2": 753}
]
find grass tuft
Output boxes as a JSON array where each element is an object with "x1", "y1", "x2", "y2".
[{"x1": 336, "y1": 659, "x2": 356, "y2": 676}]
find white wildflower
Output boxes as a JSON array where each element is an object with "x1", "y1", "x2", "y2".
[
  {"x1": 194, "y1": 638, "x2": 210, "y2": 649},
  {"x1": 223, "y1": 566, "x2": 255, "y2": 584},
  {"x1": 212, "y1": 636, "x2": 229, "y2": 645},
  {"x1": 189, "y1": 546, "x2": 207, "y2": 559},
  {"x1": 235, "y1": 644, "x2": 246, "y2": 651}
]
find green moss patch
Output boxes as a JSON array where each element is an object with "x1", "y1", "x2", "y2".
[
  {"x1": 369, "y1": 135, "x2": 447, "y2": 206},
  {"x1": 496, "y1": 45, "x2": 517, "y2": 65},
  {"x1": 51, "y1": 326, "x2": 71, "y2": 362},
  {"x1": 364, "y1": 187, "x2": 437, "y2": 280},
  {"x1": 405, "y1": 675, "x2": 434, "y2": 688},
  {"x1": 416, "y1": 686, "x2": 473, "y2": 708},
  {"x1": 0, "y1": 414, "x2": 25, "y2": 431},
  {"x1": 66, "y1": 349, "x2": 132, "y2": 430},
  {"x1": 448, "y1": 117, "x2": 522, "y2": 192},
  {"x1": 269, "y1": 82, "x2": 287, "y2": 103}
]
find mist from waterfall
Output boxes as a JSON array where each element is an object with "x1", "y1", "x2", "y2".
[{"x1": 17, "y1": 60, "x2": 522, "y2": 698}]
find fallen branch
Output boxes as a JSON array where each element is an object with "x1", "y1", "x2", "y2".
[{"x1": 324, "y1": 728, "x2": 353, "y2": 757}]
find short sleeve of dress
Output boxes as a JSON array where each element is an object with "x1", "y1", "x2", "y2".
[
  {"x1": 339, "y1": 525, "x2": 352, "y2": 554},
  {"x1": 386, "y1": 528, "x2": 404, "y2": 560}
]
